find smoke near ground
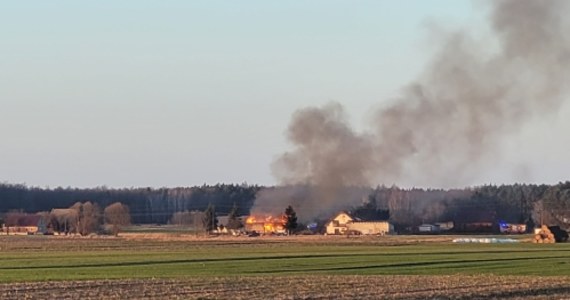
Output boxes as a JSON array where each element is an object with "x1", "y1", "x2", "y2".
[{"x1": 253, "y1": 0, "x2": 570, "y2": 220}]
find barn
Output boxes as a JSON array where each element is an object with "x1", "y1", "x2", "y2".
[{"x1": 2, "y1": 213, "x2": 48, "y2": 235}]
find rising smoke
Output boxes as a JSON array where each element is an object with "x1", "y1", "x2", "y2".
[{"x1": 253, "y1": 0, "x2": 570, "y2": 221}]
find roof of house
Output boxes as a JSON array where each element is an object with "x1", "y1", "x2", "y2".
[
  {"x1": 6, "y1": 214, "x2": 42, "y2": 227},
  {"x1": 329, "y1": 211, "x2": 390, "y2": 224}
]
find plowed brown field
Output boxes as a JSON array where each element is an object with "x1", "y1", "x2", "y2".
[{"x1": 2, "y1": 275, "x2": 570, "y2": 300}]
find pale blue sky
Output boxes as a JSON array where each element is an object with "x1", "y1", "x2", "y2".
[{"x1": 1, "y1": 1, "x2": 568, "y2": 188}]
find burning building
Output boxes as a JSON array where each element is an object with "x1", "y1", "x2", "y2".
[{"x1": 245, "y1": 215, "x2": 287, "y2": 235}]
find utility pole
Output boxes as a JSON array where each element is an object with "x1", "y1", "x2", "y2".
[
  {"x1": 212, "y1": 211, "x2": 215, "y2": 234},
  {"x1": 537, "y1": 200, "x2": 544, "y2": 226},
  {"x1": 194, "y1": 213, "x2": 198, "y2": 236}
]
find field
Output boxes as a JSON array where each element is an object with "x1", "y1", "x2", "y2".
[{"x1": 1, "y1": 234, "x2": 570, "y2": 299}]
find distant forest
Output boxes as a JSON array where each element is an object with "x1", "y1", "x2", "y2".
[
  {"x1": 0, "y1": 183, "x2": 260, "y2": 224},
  {"x1": 0, "y1": 182, "x2": 569, "y2": 228}
]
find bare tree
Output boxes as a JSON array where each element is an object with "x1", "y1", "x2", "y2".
[
  {"x1": 226, "y1": 203, "x2": 243, "y2": 230},
  {"x1": 70, "y1": 202, "x2": 83, "y2": 234},
  {"x1": 104, "y1": 202, "x2": 130, "y2": 236},
  {"x1": 4, "y1": 211, "x2": 24, "y2": 235},
  {"x1": 49, "y1": 209, "x2": 79, "y2": 235},
  {"x1": 171, "y1": 211, "x2": 193, "y2": 226},
  {"x1": 36, "y1": 211, "x2": 50, "y2": 234},
  {"x1": 71, "y1": 201, "x2": 102, "y2": 235}
]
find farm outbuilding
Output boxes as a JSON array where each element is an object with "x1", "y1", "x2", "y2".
[
  {"x1": 418, "y1": 224, "x2": 440, "y2": 233},
  {"x1": 435, "y1": 221, "x2": 454, "y2": 231},
  {"x1": 2, "y1": 213, "x2": 48, "y2": 235},
  {"x1": 325, "y1": 211, "x2": 393, "y2": 235}
]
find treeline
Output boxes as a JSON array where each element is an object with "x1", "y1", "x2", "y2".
[
  {"x1": 4, "y1": 201, "x2": 131, "y2": 236},
  {"x1": 368, "y1": 182, "x2": 570, "y2": 229},
  {"x1": 1, "y1": 182, "x2": 569, "y2": 229},
  {"x1": 0, "y1": 183, "x2": 260, "y2": 224}
]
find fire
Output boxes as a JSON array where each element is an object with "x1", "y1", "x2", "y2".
[
  {"x1": 245, "y1": 214, "x2": 287, "y2": 234},
  {"x1": 245, "y1": 216, "x2": 256, "y2": 224}
]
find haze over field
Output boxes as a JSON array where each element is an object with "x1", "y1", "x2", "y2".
[{"x1": 1, "y1": 0, "x2": 569, "y2": 189}]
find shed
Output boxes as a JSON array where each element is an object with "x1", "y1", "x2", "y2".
[{"x1": 418, "y1": 224, "x2": 440, "y2": 233}]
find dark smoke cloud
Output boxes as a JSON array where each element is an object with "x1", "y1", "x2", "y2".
[{"x1": 253, "y1": 0, "x2": 570, "y2": 220}]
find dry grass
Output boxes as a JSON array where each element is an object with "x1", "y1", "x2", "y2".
[{"x1": 2, "y1": 275, "x2": 569, "y2": 300}]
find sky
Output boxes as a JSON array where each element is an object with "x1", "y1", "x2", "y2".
[{"x1": 1, "y1": 1, "x2": 568, "y2": 188}]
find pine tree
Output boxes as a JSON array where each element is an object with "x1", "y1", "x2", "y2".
[
  {"x1": 284, "y1": 205, "x2": 298, "y2": 235},
  {"x1": 202, "y1": 203, "x2": 218, "y2": 233},
  {"x1": 226, "y1": 202, "x2": 242, "y2": 230}
]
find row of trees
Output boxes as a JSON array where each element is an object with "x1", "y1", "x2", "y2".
[
  {"x1": 168, "y1": 204, "x2": 234, "y2": 232},
  {"x1": 361, "y1": 183, "x2": 570, "y2": 229},
  {"x1": 0, "y1": 183, "x2": 260, "y2": 224},
  {"x1": 2, "y1": 182, "x2": 570, "y2": 230},
  {"x1": 2, "y1": 202, "x2": 130, "y2": 236}
]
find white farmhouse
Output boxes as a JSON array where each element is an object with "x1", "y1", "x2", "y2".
[{"x1": 325, "y1": 211, "x2": 393, "y2": 235}]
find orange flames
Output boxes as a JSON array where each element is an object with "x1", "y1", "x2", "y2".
[{"x1": 245, "y1": 214, "x2": 287, "y2": 234}]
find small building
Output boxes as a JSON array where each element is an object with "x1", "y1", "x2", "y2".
[
  {"x1": 325, "y1": 211, "x2": 393, "y2": 235},
  {"x1": 435, "y1": 221, "x2": 454, "y2": 231},
  {"x1": 2, "y1": 213, "x2": 47, "y2": 235},
  {"x1": 418, "y1": 224, "x2": 440, "y2": 233}
]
